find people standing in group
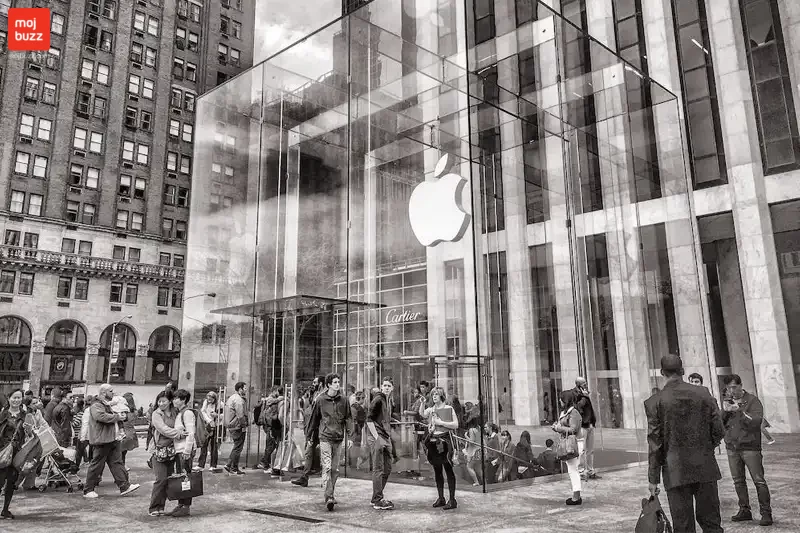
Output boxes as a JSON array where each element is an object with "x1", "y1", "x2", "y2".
[
  {"x1": 367, "y1": 376, "x2": 396, "y2": 510},
  {"x1": 223, "y1": 381, "x2": 248, "y2": 475},
  {"x1": 72, "y1": 397, "x2": 87, "y2": 469},
  {"x1": 148, "y1": 390, "x2": 189, "y2": 517},
  {"x1": 257, "y1": 387, "x2": 284, "y2": 477},
  {"x1": 120, "y1": 393, "x2": 139, "y2": 471},
  {"x1": 553, "y1": 390, "x2": 583, "y2": 506},
  {"x1": 51, "y1": 391, "x2": 74, "y2": 448},
  {"x1": 83, "y1": 384, "x2": 140, "y2": 499},
  {"x1": 197, "y1": 391, "x2": 221, "y2": 472},
  {"x1": 572, "y1": 377, "x2": 599, "y2": 481},
  {"x1": 0, "y1": 389, "x2": 26, "y2": 519},
  {"x1": 305, "y1": 373, "x2": 352, "y2": 511},
  {"x1": 722, "y1": 374, "x2": 773, "y2": 527},
  {"x1": 420, "y1": 386, "x2": 459, "y2": 509},
  {"x1": 169, "y1": 389, "x2": 197, "y2": 517},
  {"x1": 645, "y1": 355, "x2": 724, "y2": 533},
  {"x1": 293, "y1": 376, "x2": 325, "y2": 487}
]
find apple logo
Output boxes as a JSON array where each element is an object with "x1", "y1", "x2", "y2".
[{"x1": 408, "y1": 154, "x2": 471, "y2": 247}]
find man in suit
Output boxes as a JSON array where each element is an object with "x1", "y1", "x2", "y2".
[{"x1": 646, "y1": 354, "x2": 725, "y2": 533}]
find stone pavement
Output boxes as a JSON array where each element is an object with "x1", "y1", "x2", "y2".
[{"x1": 4, "y1": 443, "x2": 799, "y2": 533}]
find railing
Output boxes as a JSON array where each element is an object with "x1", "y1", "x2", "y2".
[{"x1": 0, "y1": 245, "x2": 185, "y2": 282}]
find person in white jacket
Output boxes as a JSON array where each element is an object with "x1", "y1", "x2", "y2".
[{"x1": 169, "y1": 389, "x2": 196, "y2": 517}]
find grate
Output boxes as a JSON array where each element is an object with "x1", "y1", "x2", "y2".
[{"x1": 245, "y1": 509, "x2": 325, "y2": 524}]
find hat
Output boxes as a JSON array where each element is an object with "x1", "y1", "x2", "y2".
[{"x1": 660, "y1": 354, "x2": 684, "y2": 374}]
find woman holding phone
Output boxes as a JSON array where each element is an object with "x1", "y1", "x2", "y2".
[{"x1": 420, "y1": 386, "x2": 459, "y2": 510}]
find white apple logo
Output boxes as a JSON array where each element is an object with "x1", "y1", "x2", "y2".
[{"x1": 408, "y1": 154, "x2": 471, "y2": 247}]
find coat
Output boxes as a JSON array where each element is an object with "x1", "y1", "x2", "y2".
[
  {"x1": 51, "y1": 401, "x2": 73, "y2": 447},
  {"x1": 0, "y1": 408, "x2": 25, "y2": 454},
  {"x1": 722, "y1": 390, "x2": 764, "y2": 451},
  {"x1": 310, "y1": 390, "x2": 351, "y2": 444},
  {"x1": 88, "y1": 398, "x2": 123, "y2": 446},
  {"x1": 645, "y1": 378, "x2": 725, "y2": 490}
]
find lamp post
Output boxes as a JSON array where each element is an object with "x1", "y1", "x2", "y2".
[
  {"x1": 184, "y1": 292, "x2": 216, "y2": 302},
  {"x1": 107, "y1": 314, "x2": 133, "y2": 384}
]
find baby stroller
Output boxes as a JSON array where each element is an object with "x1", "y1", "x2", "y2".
[{"x1": 34, "y1": 427, "x2": 84, "y2": 493}]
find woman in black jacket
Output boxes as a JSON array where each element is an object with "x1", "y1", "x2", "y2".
[{"x1": 0, "y1": 389, "x2": 26, "y2": 519}]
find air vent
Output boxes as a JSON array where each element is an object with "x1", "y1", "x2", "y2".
[
  {"x1": 57, "y1": 301, "x2": 70, "y2": 308},
  {"x1": 111, "y1": 305, "x2": 122, "y2": 311},
  {"x1": 83, "y1": 45, "x2": 96, "y2": 55},
  {"x1": 29, "y1": 64, "x2": 41, "y2": 72},
  {"x1": 0, "y1": 297, "x2": 13, "y2": 304},
  {"x1": 122, "y1": 162, "x2": 133, "y2": 169},
  {"x1": 66, "y1": 225, "x2": 78, "y2": 231},
  {"x1": 172, "y1": 108, "x2": 182, "y2": 115},
  {"x1": 19, "y1": 136, "x2": 32, "y2": 144},
  {"x1": 119, "y1": 196, "x2": 131, "y2": 203},
  {"x1": 167, "y1": 172, "x2": 177, "y2": 179},
  {"x1": 158, "y1": 309, "x2": 168, "y2": 315},
  {"x1": 132, "y1": 62, "x2": 142, "y2": 70},
  {"x1": 73, "y1": 150, "x2": 86, "y2": 157},
  {"x1": 137, "y1": 0, "x2": 147, "y2": 5},
  {"x1": 76, "y1": 111, "x2": 90, "y2": 119},
  {"x1": 81, "y1": 81, "x2": 93, "y2": 88},
  {"x1": 128, "y1": 94, "x2": 139, "y2": 102},
  {"x1": 135, "y1": 31, "x2": 145, "y2": 38},
  {"x1": 69, "y1": 187, "x2": 82, "y2": 194},
  {"x1": 89, "y1": 13, "x2": 99, "y2": 21}
]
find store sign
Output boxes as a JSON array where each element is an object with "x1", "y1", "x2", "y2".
[
  {"x1": 385, "y1": 309, "x2": 424, "y2": 324},
  {"x1": 408, "y1": 154, "x2": 470, "y2": 247}
]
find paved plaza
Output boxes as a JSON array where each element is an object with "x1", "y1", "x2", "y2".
[{"x1": 3, "y1": 438, "x2": 799, "y2": 533}]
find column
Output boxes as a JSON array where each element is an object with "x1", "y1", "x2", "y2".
[
  {"x1": 29, "y1": 340, "x2": 46, "y2": 396},
  {"x1": 84, "y1": 342, "x2": 100, "y2": 384},
  {"x1": 134, "y1": 343, "x2": 149, "y2": 385}
]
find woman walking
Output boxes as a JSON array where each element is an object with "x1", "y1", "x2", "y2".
[
  {"x1": 197, "y1": 391, "x2": 219, "y2": 472},
  {"x1": 0, "y1": 390, "x2": 26, "y2": 519},
  {"x1": 148, "y1": 391, "x2": 186, "y2": 517},
  {"x1": 552, "y1": 390, "x2": 583, "y2": 506},
  {"x1": 420, "y1": 386, "x2": 459, "y2": 510},
  {"x1": 121, "y1": 393, "x2": 139, "y2": 470},
  {"x1": 170, "y1": 389, "x2": 196, "y2": 517}
]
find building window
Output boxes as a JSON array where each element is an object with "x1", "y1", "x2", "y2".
[
  {"x1": 122, "y1": 141, "x2": 134, "y2": 161},
  {"x1": 162, "y1": 218, "x2": 173, "y2": 238},
  {"x1": 86, "y1": 167, "x2": 100, "y2": 189},
  {"x1": 145, "y1": 47, "x2": 157, "y2": 67},
  {"x1": 57, "y1": 276, "x2": 72, "y2": 298},
  {"x1": 173, "y1": 58, "x2": 184, "y2": 78},
  {"x1": 82, "y1": 204, "x2": 96, "y2": 225},
  {"x1": 186, "y1": 62, "x2": 197, "y2": 81},
  {"x1": 740, "y1": 0, "x2": 800, "y2": 173},
  {"x1": 130, "y1": 42, "x2": 143, "y2": 63},
  {"x1": 73, "y1": 128, "x2": 87, "y2": 150},
  {"x1": 36, "y1": 118, "x2": 52, "y2": 141},
  {"x1": 157, "y1": 287, "x2": 169, "y2": 307},
  {"x1": 147, "y1": 16, "x2": 159, "y2": 36},
  {"x1": 134, "y1": 178, "x2": 146, "y2": 199},
  {"x1": 164, "y1": 184, "x2": 177, "y2": 205},
  {"x1": 171, "y1": 288, "x2": 183, "y2": 308},
  {"x1": 74, "y1": 279, "x2": 89, "y2": 300},
  {"x1": 188, "y1": 32, "x2": 199, "y2": 52},
  {"x1": 102, "y1": 0, "x2": 116, "y2": 19},
  {"x1": 218, "y1": 43, "x2": 228, "y2": 63},
  {"x1": 113, "y1": 246, "x2": 126, "y2": 260},
  {"x1": 4, "y1": 231, "x2": 20, "y2": 246},
  {"x1": 177, "y1": 188, "x2": 189, "y2": 207},
  {"x1": 474, "y1": 0, "x2": 495, "y2": 45},
  {"x1": 159, "y1": 253, "x2": 171, "y2": 265},
  {"x1": 143, "y1": 78, "x2": 154, "y2": 99},
  {"x1": 19, "y1": 114, "x2": 34, "y2": 137},
  {"x1": 9, "y1": 191, "x2": 24, "y2": 213},
  {"x1": 131, "y1": 213, "x2": 143, "y2": 232},
  {"x1": 169, "y1": 119, "x2": 180, "y2": 138},
  {"x1": 134, "y1": 12, "x2": 146, "y2": 32},
  {"x1": 125, "y1": 284, "x2": 138, "y2": 304},
  {"x1": 136, "y1": 144, "x2": 149, "y2": 165},
  {"x1": 189, "y1": 1, "x2": 201, "y2": 22},
  {"x1": 93, "y1": 96, "x2": 107, "y2": 119},
  {"x1": 116, "y1": 210, "x2": 129, "y2": 229},
  {"x1": 27, "y1": 194, "x2": 42, "y2": 216},
  {"x1": 97, "y1": 64, "x2": 109, "y2": 85},
  {"x1": 119, "y1": 175, "x2": 131, "y2": 195},
  {"x1": 14, "y1": 152, "x2": 30, "y2": 174},
  {"x1": 230, "y1": 48, "x2": 240, "y2": 66},
  {"x1": 81, "y1": 59, "x2": 94, "y2": 80},
  {"x1": 61, "y1": 238, "x2": 75, "y2": 253},
  {"x1": 173, "y1": 254, "x2": 184, "y2": 267},
  {"x1": 180, "y1": 156, "x2": 191, "y2": 174},
  {"x1": 166, "y1": 152, "x2": 178, "y2": 171},
  {"x1": 184, "y1": 92, "x2": 195, "y2": 112},
  {"x1": 24, "y1": 77, "x2": 39, "y2": 100},
  {"x1": 42, "y1": 82, "x2": 57, "y2": 104},
  {"x1": 232, "y1": 21, "x2": 242, "y2": 39},
  {"x1": 66, "y1": 201, "x2": 80, "y2": 222},
  {"x1": 23, "y1": 233, "x2": 38, "y2": 249},
  {"x1": 128, "y1": 248, "x2": 140, "y2": 262},
  {"x1": 182, "y1": 123, "x2": 193, "y2": 143},
  {"x1": 78, "y1": 241, "x2": 92, "y2": 255},
  {"x1": 109, "y1": 282, "x2": 123, "y2": 303},
  {"x1": 32, "y1": 155, "x2": 48, "y2": 178},
  {"x1": 18, "y1": 273, "x2": 34, "y2": 295},
  {"x1": 175, "y1": 221, "x2": 187, "y2": 240},
  {"x1": 0, "y1": 271, "x2": 15, "y2": 294}
]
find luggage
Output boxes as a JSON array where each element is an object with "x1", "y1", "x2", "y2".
[
  {"x1": 166, "y1": 471, "x2": 204, "y2": 500},
  {"x1": 635, "y1": 495, "x2": 673, "y2": 533}
]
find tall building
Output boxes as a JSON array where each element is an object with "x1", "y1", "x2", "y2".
[{"x1": 0, "y1": 0, "x2": 255, "y2": 401}]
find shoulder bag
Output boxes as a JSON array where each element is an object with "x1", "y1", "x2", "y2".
[
  {"x1": 0, "y1": 442, "x2": 13, "y2": 469},
  {"x1": 555, "y1": 408, "x2": 579, "y2": 461}
]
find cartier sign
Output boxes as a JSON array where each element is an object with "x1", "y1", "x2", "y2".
[{"x1": 385, "y1": 309, "x2": 424, "y2": 324}]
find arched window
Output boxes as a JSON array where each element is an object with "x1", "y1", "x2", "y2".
[
  {"x1": 97, "y1": 323, "x2": 136, "y2": 383},
  {"x1": 44, "y1": 320, "x2": 87, "y2": 387},
  {"x1": 0, "y1": 316, "x2": 32, "y2": 394},
  {"x1": 147, "y1": 326, "x2": 180, "y2": 383}
]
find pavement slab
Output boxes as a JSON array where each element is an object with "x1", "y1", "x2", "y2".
[{"x1": 3, "y1": 443, "x2": 799, "y2": 532}]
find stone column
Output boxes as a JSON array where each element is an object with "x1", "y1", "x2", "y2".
[
  {"x1": 717, "y1": 240, "x2": 756, "y2": 391},
  {"x1": 134, "y1": 343, "x2": 149, "y2": 385},
  {"x1": 29, "y1": 340, "x2": 46, "y2": 395},
  {"x1": 85, "y1": 342, "x2": 100, "y2": 384}
]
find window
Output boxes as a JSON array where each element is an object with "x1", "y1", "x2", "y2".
[
  {"x1": 173, "y1": 58, "x2": 184, "y2": 78},
  {"x1": 147, "y1": 16, "x2": 159, "y2": 36},
  {"x1": 119, "y1": 175, "x2": 131, "y2": 196},
  {"x1": 51, "y1": 13, "x2": 65, "y2": 35},
  {"x1": 232, "y1": 21, "x2": 242, "y2": 39},
  {"x1": 740, "y1": 0, "x2": 800, "y2": 173},
  {"x1": 0, "y1": 0, "x2": 10, "y2": 16},
  {"x1": 0, "y1": 271, "x2": 15, "y2": 294},
  {"x1": 182, "y1": 123, "x2": 193, "y2": 143},
  {"x1": 169, "y1": 119, "x2": 180, "y2": 138},
  {"x1": 57, "y1": 277, "x2": 72, "y2": 298},
  {"x1": 186, "y1": 62, "x2": 197, "y2": 81},
  {"x1": 474, "y1": 0, "x2": 496, "y2": 44},
  {"x1": 128, "y1": 74, "x2": 140, "y2": 94},
  {"x1": 24, "y1": 77, "x2": 39, "y2": 100},
  {"x1": 134, "y1": 178, "x2": 146, "y2": 199},
  {"x1": 218, "y1": 43, "x2": 228, "y2": 63},
  {"x1": 47, "y1": 47, "x2": 60, "y2": 69},
  {"x1": 125, "y1": 284, "x2": 138, "y2": 304},
  {"x1": 74, "y1": 279, "x2": 89, "y2": 300},
  {"x1": 93, "y1": 96, "x2": 107, "y2": 119},
  {"x1": 230, "y1": 49, "x2": 240, "y2": 66},
  {"x1": 175, "y1": 221, "x2": 187, "y2": 240},
  {"x1": 175, "y1": 27, "x2": 186, "y2": 48},
  {"x1": 125, "y1": 106, "x2": 138, "y2": 128},
  {"x1": 18, "y1": 273, "x2": 34, "y2": 295},
  {"x1": 74, "y1": 128, "x2": 87, "y2": 150},
  {"x1": 66, "y1": 201, "x2": 80, "y2": 222},
  {"x1": 61, "y1": 238, "x2": 76, "y2": 253},
  {"x1": 96, "y1": 64, "x2": 109, "y2": 85},
  {"x1": 137, "y1": 144, "x2": 149, "y2": 165},
  {"x1": 133, "y1": 12, "x2": 146, "y2": 32},
  {"x1": 84, "y1": 25, "x2": 99, "y2": 47},
  {"x1": 113, "y1": 246, "x2": 126, "y2": 260},
  {"x1": 122, "y1": 141, "x2": 134, "y2": 161},
  {"x1": 70, "y1": 164, "x2": 83, "y2": 186},
  {"x1": 85, "y1": 167, "x2": 99, "y2": 189},
  {"x1": 28, "y1": 194, "x2": 42, "y2": 216},
  {"x1": 42, "y1": 82, "x2": 57, "y2": 104},
  {"x1": 78, "y1": 241, "x2": 92, "y2": 256},
  {"x1": 77, "y1": 91, "x2": 91, "y2": 114},
  {"x1": 109, "y1": 282, "x2": 123, "y2": 303},
  {"x1": 145, "y1": 47, "x2": 157, "y2": 67},
  {"x1": 116, "y1": 210, "x2": 129, "y2": 229},
  {"x1": 184, "y1": 92, "x2": 196, "y2": 112},
  {"x1": 131, "y1": 212, "x2": 143, "y2": 232},
  {"x1": 166, "y1": 152, "x2": 178, "y2": 171},
  {"x1": 142, "y1": 78, "x2": 154, "y2": 99},
  {"x1": 162, "y1": 218, "x2": 173, "y2": 238},
  {"x1": 128, "y1": 248, "x2": 140, "y2": 262},
  {"x1": 171, "y1": 288, "x2": 183, "y2": 308},
  {"x1": 173, "y1": 254, "x2": 184, "y2": 267},
  {"x1": 19, "y1": 114, "x2": 34, "y2": 137},
  {"x1": 159, "y1": 252, "x2": 171, "y2": 264},
  {"x1": 23, "y1": 233, "x2": 38, "y2": 249},
  {"x1": 189, "y1": 1, "x2": 201, "y2": 22},
  {"x1": 164, "y1": 185, "x2": 176, "y2": 205},
  {"x1": 157, "y1": 287, "x2": 169, "y2": 307},
  {"x1": 82, "y1": 204, "x2": 96, "y2": 224},
  {"x1": 217, "y1": 72, "x2": 228, "y2": 84},
  {"x1": 8, "y1": 191, "x2": 25, "y2": 213},
  {"x1": 32, "y1": 155, "x2": 48, "y2": 178},
  {"x1": 225, "y1": 165, "x2": 234, "y2": 181},
  {"x1": 100, "y1": 31, "x2": 113, "y2": 52},
  {"x1": 14, "y1": 152, "x2": 30, "y2": 174},
  {"x1": 220, "y1": 16, "x2": 229, "y2": 35},
  {"x1": 140, "y1": 110, "x2": 152, "y2": 131},
  {"x1": 130, "y1": 42, "x2": 143, "y2": 63},
  {"x1": 4, "y1": 231, "x2": 20, "y2": 246},
  {"x1": 89, "y1": 132, "x2": 103, "y2": 153},
  {"x1": 180, "y1": 156, "x2": 191, "y2": 174},
  {"x1": 36, "y1": 118, "x2": 52, "y2": 141},
  {"x1": 81, "y1": 59, "x2": 94, "y2": 80},
  {"x1": 9, "y1": 191, "x2": 24, "y2": 213},
  {"x1": 102, "y1": 0, "x2": 116, "y2": 19},
  {"x1": 177, "y1": 188, "x2": 189, "y2": 207},
  {"x1": 188, "y1": 32, "x2": 199, "y2": 52},
  {"x1": 171, "y1": 88, "x2": 182, "y2": 108}
]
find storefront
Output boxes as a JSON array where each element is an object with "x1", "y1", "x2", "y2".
[{"x1": 182, "y1": 0, "x2": 722, "y2": 490}]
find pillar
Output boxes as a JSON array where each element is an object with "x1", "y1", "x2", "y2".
[
  {"x1": 29, "y1": 340, "x2": 45, "y2": 396},
  {"x1": 134, "y1": 343, "x2": 149, "y2": 385}
]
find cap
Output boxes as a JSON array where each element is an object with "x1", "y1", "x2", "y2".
[{"x1": 660, "y1": 354, "x2": 684, "y2": 373}]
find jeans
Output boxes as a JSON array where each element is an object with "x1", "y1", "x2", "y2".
[
  {"x1": 578, "y1": 426, "x2": 595, "y2": 476},
  {"x1": 227, "y1": 429, "x2": 246, "y2": 470},
  {"x1": 319, "y1": 440, "x2": 343, "y2": 501},
  {"x1": 74, "y1": 437, "x2": 88, "y2": 469},
  {"x1": 565, "y1": 438, "x2": 584, "y2": 493},
  {"x1": 259, "y1": 428, "x2": 279, "y2": 469},
  {"x1": 666, "y1": 481, "x2": 723, "y2": 533},
  {"x1": 301, "y1": 437, "x2": 318, "y2": 478},
  {"x1": 727, "y1": 450, "x2": 771, "y2": 516},
  {"x1": 85, "y1": 441, "x2": 130, "y2": 493},
  {"x1": 368, "y1": 435, "x2": 392, "y2": 504},
  {"x1": 149, "y1": 456, "x2": 192, "y2": 513},
  {"x1": 198, "y1": 433, "x2": 218, "y2": 468},
  {"x1": 0, "y1": 466, "x2": 18, "y2": 512}
]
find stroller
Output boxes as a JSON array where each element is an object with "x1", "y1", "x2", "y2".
[{"x1": 30, "y1": 427, "x2": 84, "y2": 493}]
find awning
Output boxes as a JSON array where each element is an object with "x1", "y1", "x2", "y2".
[{"x1": 209, "y1": 294, "x2": 382, "y2": 317}]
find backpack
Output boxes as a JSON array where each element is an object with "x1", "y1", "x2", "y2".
[
  {"x1": 259, "y1": 399, "x2": 281, "y2": 429},
  {"x1": 635, "y1": 496, "x2": 673, "y2": 533},
  {"x1": 181, "y1": 409, "x2": 209, "y2": 445}
]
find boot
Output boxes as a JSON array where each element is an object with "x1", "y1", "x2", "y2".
[
  {"x1": 732, "y1": 509, "x2": 753, "y2": 522},
  {"x1": 759, "y1": 513, "x2": 773, "y2": 526}
]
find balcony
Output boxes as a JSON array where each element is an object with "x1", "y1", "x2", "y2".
[{"x1": 0, "y1": 245, "x2": 184, "y2": 286}]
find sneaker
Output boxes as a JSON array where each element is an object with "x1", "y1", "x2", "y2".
[
  {"x1": 170, "y1": 505, "x2": 191, "y2": 518},
  {"x1": 443, "y1": 499, "x2": 458, "y2": 510},
  {"x1": 120, "y1": 484, "x2": 140, "y2": 496},
  {"x1": 83, "y1": 491, "x2": 99, "y2": 499},
  {"x1": 223, "y1": 465, "x2": 234, "y2": 474},
  {"x1": 255, "y1": 463, "x2": 267, "y2": 470},
  {"x1": 372, "y1": 499, "x2": 394, "y2": 510},
  {"x1": 566, "y1": 497, "x2": 582, "y2": 506},
  {"x1": 432, "y1": 497, "x2": 446, "y2": 508},
  {"x1": 148, "y1": 510, "x2": 164, "y2": 517},
  {"x1": 759, "y1": 514, "x2": 773, "y2": 526},
  {"x1": 732, "y1": 510, "x2": 753, "y2": 522},
  {"x1": 326, "y1": 498, "x2": 335, "y2": 512},
  {"x1": 766, "y1": 438, "x2": 775, "y2": 445},
  {"x1": 291, "y1": 477, "x2": 308, "y2": 487}
]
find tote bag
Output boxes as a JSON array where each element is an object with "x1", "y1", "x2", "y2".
[
  {"x1": 166, "y1": 471, "x2": 204, "y2": 500},
  {"x1": 556, "y1": 434, "x2": 579, "y2": 461},
  {"x1": 0, "y1": 442, "x2": 12, "y2": 469}
]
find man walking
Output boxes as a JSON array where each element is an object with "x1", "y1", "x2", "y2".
[
  {"x1": 367, "y1": 377, "x2": 396, "y2": 510},
  {"x1": 292, "y1": 376, "x2": 325, "y2": 487},
  {"x1": 308, "y1": 374, "x2": 351, "y2": 511},
  {"x1": 646, "y1": 355, "x2": 725, "y2": 533},
  {"x1": 572, "y1": 377, "x2": 599, "y2": 480},
  {"x1": 224, "y1": 381, "x2": 248, "y2": 475},
  {"x1": 722, "y1": 374, "x2": 772, "y2": 526},
  {"x1": 257, "y1": 386, "x2": 285, "y2": 476},
  {"x1": 83, "y1": 384, "x2": 140, "y2": 498}
]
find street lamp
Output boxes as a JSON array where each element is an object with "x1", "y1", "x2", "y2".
[
  {"x1": 107, "y1": 314, "x2": 133, "y2": 384},
  {"x1": 184, "y1": 292, "x2": 216, "y2": 302}
]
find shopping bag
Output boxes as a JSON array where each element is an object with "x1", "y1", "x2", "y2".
[
  {"x1": 556, "y1": 434, "x2": 578, "y2": 461},
  {"x1": 0, "y1": 442, "x2": 12, "y2": 469},
  {"x1": 13, "y1": 436, "x2": 42, "y2": 473},
  {"x1": 35, "y1": 426, "x2": 59, "y2": 456},
  {"x1": 635, "y1": 495, "x2": 673, "y2": 533},
  {"x1": 166, "y1": 471, "x2": 204, "y2": 500}
]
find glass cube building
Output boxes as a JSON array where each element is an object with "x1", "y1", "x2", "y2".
[{"x1": 181, "y1": 0, "x2": 800, "y2": 490}]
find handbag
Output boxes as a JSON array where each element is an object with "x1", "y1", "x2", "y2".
[
  {"x1": 13, "y1": 436, "x2": 42, "y2": 473},
  {"x1": 0, "y1": 442, "x2": 13, "y2": 469},
  {"x1": 154, "y1": 444, "x2": 176, "y2": 463},
  {"x1": 635, "y1": 495, "x2": 673, "y2": 533},
  {"x1": 166, "y1": 471, "x2": 204, "y2": 500},
  {"x1": 556, "y1": 434, "x2": 578, "y2": 461}
]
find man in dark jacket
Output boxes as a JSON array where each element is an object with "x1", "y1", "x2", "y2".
[
  {"x1": 51, "y1": 391, "x2": 74, "y2": 447},
  {"x1": 536, "y1": 438, "x2": 559, "y2": 475},
  {"x1": 722, "y1": 374, "x2": 772, "y2": 526},
  {"x1": 367, "y1": 377, "x2": 395, "y2": 510},
  {"x1": 646, "y1": 355, "x2": 724, "y2": 533},
  {"x1": 83, "y1": 384, "x2": 139, "y2": 498},
  {"x1": 257, "y1": 386, "x2": 284, "y2": 476},
  {"x1": 43, "y1": 386, "x2": 62, "y2": 424},
  {"x1": 572, "y1": 377, "x2": 599, "y2": 480},
  {"x1": 308, "y1": 373, "x2": 351, "y2": 511}
]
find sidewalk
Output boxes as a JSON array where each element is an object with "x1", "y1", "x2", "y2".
[{"x1": 4, "y1": 443, "x2": 799, "y2": 532}]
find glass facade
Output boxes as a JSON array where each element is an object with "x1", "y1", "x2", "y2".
[{"x1": 183, "y1": 0, "x2": 712, "y2": 491}]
